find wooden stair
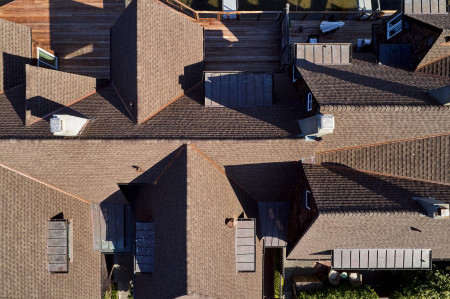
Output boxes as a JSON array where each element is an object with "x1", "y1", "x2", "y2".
[{"x1": 204, "y1": 20, "x2": 281, "y2": 72}]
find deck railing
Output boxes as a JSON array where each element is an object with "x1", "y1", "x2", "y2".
[
  {"x1": 289, "y1": 10, "x2": 397, "y2": 21},
  {"x1": 164, "y1": 0, "x2": 283, "y2": 20},
  {"x1": 163, "y1": 0, "x2": 396, "y2": 22}
]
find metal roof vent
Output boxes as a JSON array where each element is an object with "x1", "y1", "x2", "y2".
[
  {"x1": 318, "y1": 114, "x2": 335, "y2": 131},
  {"x1": 50, "y1": 116, "x2": 63, "y2": 133},
  {"x1": 298, "y1": 114, "x2": 335, "y2": 139},
  {"x1": 49, "y1": 114, "x2": 90, "y2": 136},
  {"x1": 413, "y1": 197, "x2": 449, "y2": 219}
]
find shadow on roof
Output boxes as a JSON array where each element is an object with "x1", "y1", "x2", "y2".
[
  {"x1": 298, "y1": 59, "x2": 446, "y2": 105},
  {"x1": 314, "y1": 163, "x2": 442, "y2": 213}
]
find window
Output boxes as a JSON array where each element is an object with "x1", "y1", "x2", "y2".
[
  {"x1": 37, "y1": 47, "x2": 58, "y2": 70},
  {"x1": 305, "y1": 190, "x2": 311, "y2": 210},
  {"x1": 387, "y1": 13, "x2": 403, "y2": 40},
  {"x1": 306, "y1": 92, "x2": 313, "y2": 112}
]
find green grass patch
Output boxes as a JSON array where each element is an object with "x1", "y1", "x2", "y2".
[
  {"x1": 102, "y1": 284, "x2": 118, "y2": 299},
  {"x1": 274, "y1": 249, "x2": 284, "y2": 298}
]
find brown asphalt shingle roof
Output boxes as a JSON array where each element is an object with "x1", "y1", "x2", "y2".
[
  {"x1": 316, "y1": 105, "x2": 450, "y2": 152},
  {"x1": 287, "y1": 212, "x2": 450, "y2": 260},
  {"x1": 316, "y1": 134, "x2": 450, "y2": 184},
  {"x1": 0, "y1": 165, "x2": 100, "y2": 299},
  {"x1": 0, "y1": 77, "x2": 303, "y2": 140},
  {"x1": 406, "y1": 13, "x2": 450, "y2": 30},
  {"x1": 302, "y1": 163, "x2": 450, "y2": 214},
  {"x1": 297, "y1": 53, "x2": 450, "y2": 106},
  {"x1": 0, "y1": 140, "x2": 183, "y2": 203},
  {"x1": 288, "y1": 163, "x2": 450, "y2": 260},
  {"x1": 133, "y1": 145, "x2": 262, "y2": 299}
]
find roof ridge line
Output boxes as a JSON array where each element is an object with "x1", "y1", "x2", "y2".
[
  {"x1": 318, "y1": 163, "x2": 450, "y2": 186},
  {"x1": 1, "y1": 82, "x2": 25, "y2": 95},
  {"x1": 153, "y1": 144, "x2": 187, "y2": 184},
  {"x1": 189, "y1": 144, "x2": 258, "y2": 202},
  {"x1": 140, "y1": 80, "x2": 202, "y2": 124},
  {"x1": 321, "y1": 103, "x2": 450, "y2": 112},
  {"x1": 417, "y1": 53, "x2": 450, "y2": 71},
  {"x1": 316, "y1": 132, "x2": 450, "y2": 154},
  {"x1": 0, "y1": 162, "x2": 90, "y2": 204},
  {"x1": 319, "y1": 210, "x2": 420, "y2": 217},
  {"x1": 111, "y1": 82, "x2": 137, "y2": 123}
]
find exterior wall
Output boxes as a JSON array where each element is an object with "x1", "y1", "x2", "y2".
[
  {"x1": 287, "y1": 165, "x2": 318, "y2": 249},
  {"x1": 25, "y1": 65, "x2": 97, "y2": 124},
  {"x1": 111, "y1": 0, "x2": 137, "y2": 120},
  {"x1": 137, "y1": 0, "x2": 204, "y2": 123},
  {"x1": 0, "y1": 18, "x2": 32, "y2": 92},
  {"x1": 293, "y1": 75, "x2": 318, "y2": 117},
  {"x1": 379, "y1": 17, "x2": 441, "y2": 69},
  {"x1": 0, "y1": 166, "x2": 100, "y2": 299}
]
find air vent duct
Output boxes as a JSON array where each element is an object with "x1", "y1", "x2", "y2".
[
  {"x1": 298, "y1": 114, "x2": 335, "y2": 139},
  {"x1": 413, "y1": 197, "x2": 449, "y2": 219},
  {"x1": 49, "y1": 114, "x2": 90, "y2": 136}
]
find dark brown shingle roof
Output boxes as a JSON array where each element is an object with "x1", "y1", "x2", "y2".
[
  {"x1": 302, "y1": 163, "x2": 450, "y2": 214},
  {"x1": 133, "y1": 145, "x2": 262, "y2": 298},
  {"x1": 288, "y1": 163, "x2": 450, "y2": 260},
  {"x1": 287, "y1": 212, "x2": 450, "y2": 260},
  {"x1": 297, "y1": 54, "x2": 450, "y2": 106},
  {"x1": 0, "y1": 83, "x2": 303, "y2": 140},
  {"x1": 315, "y1": 105, "x2": 450, "y2": 152},
  {"x1": 0, "y1": 165, "x2": 100, "y2": 298},
  {"x1": 406, "y1": 13, "x2": 450, "y2": 30},
  {"x1": 316, "y1": 134, "x2": 450, "y2": 184}
]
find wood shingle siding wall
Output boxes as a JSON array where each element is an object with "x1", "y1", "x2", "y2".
[
  {"x1": 0, "y1": 18, "x2": 32, "y2": 92},
  {"x1": 25, "y1": 65, "x2": 97, "y2": 125}
]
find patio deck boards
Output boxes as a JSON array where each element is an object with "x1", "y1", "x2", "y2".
[
  {"x1": 0, "y1": 0, "x2": 125, "y2": 78},
  {"x1": 290, "y1": 19, "x2": 382, "y2": 47}
]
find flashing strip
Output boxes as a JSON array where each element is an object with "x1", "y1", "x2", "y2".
[{"x1": 0, "y1": 162, "x2": 90, "y2": 204}]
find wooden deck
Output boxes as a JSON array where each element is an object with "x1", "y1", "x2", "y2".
[
  {"x1": 290, "y1": 19, "x2": 382, "y2": 46},
  {"x1": 204, "y1": 20, "x2": 281, "y2": 72},
  {"x1": 0, "y1": 0, "x2": 125, "y2": 78}
]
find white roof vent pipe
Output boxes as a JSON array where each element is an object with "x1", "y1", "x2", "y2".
[{"x1": 50, "y1": 115, "x2": 90, "y2": 136}]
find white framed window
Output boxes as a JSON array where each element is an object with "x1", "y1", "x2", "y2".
[
  {"x1": 306, "y1": 92, "x2": 313, "y2": 112},
  {"x1": 305, "y1": 190, "x2": 311, "y2": 210},
  {"x1": 387, "y1": 13, "x2": 403, "y2": 40},
  {"x1": 37, "y1": 47, "x2": 58, "y2": 70}
]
